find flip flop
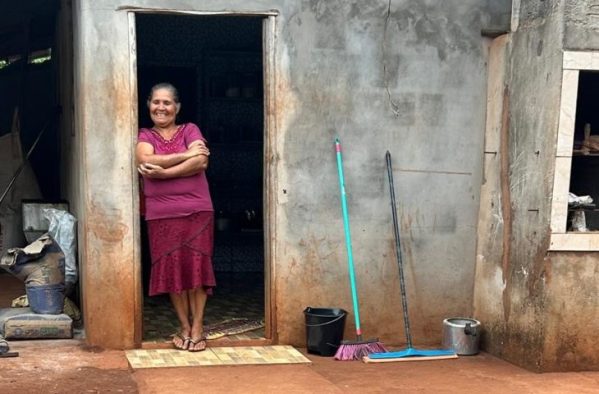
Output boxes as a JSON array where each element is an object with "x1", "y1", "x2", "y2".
[
  {"x1": 172, "y1": 333, "x2": 191, "y2": 350},
  {"x1": 0, "y1": 339, "x2": 18, "y2": 358},
  {"x1": 188, "y1": 336, "x2": 207, "y2": 352},
  {"x1": 0, "y1": 339, "x2": 9, "y2": 354}
]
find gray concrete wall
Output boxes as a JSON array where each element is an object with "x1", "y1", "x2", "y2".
[
  {"x1": 541, "y1": 0, "x2": 599, "y2": 372},
  {"x1": 483, "y1": 0, "x2": 513, "y2": 34},
  {"x1": 276, "y1": 0, "x2": 498, "y2": 346},
  {"x1": 74, "y1": 1, "x2": 141, "y2": 348},
  {"x1": 474, "y1": 0, "x2": 564, "y2": 372},
  {"x1": 74, "y1": 0, "x2": 508, "y2": 348},
  {"x1": 475, "y1": 0, "x2": 599, "y2": 372},
  {"x1": 564, "y1": 0, "x2": 599, "y2": 50},
  {"x1": 543, "y1": 253, "x2": 599, "y2": 371}
]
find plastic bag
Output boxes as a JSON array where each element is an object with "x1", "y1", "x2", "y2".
[
  {"x1": 571, "y1": 211, "x2": 588, "y2": 232},
  {"x1": 42, "y1": 208, "x2": 77, "y2": 288},
  {"x1": 0, "y1": 233, "x2": 66, "y2": 314},
  {"x1": 0, "y1": 233, "x2": 64, "y2": 283}
]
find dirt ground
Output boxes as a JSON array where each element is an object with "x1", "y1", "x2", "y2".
[{"x1": 2, "y1": 339, "x2": 599, "y2": 393}]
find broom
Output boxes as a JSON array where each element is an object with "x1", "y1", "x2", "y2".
[
  {"x1": 363, "y1": 151, "x2": 457, "y2": 363},
  {"x1": 333, "y1": 138, "x2": 387, "y2": 361}
]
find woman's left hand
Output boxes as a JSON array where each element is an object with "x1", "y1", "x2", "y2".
[
  {"x1": 187, "y1": 140, "x2": 210, "y2": 157},
  {"x1": 138, "y1": 162, "x2": 165, "y2": 178}
]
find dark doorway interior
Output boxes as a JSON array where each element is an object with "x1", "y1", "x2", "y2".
[
  {"x1": 0, "y1": 0, "x2": 61, "y2": 201},
  {"x1": 136, "y1": 14, "x2": 265, "y2": 343},
  {"x1": 0, "y1": 2, "x2": 60, "y2": 299}
]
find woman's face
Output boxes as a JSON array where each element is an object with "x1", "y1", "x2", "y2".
[{"x1": 148, "y1": 88, "x2": 180, "y2": 128}]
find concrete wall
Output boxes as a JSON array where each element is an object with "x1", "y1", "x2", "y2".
[
  {"x1": 545, "y1": 0, "x2": 599, "y2": 372},
  {"x1": 475, "y1": 0, "x2": 599, "y2": 372},
  {"x1": 74, "y1": 1, "x2": 141, "y2": 348},
  {"x1": 539, "y1": 0, "x2": 599, "y2": 372},
  {"x1": 73, "y1": 0, "x2": 509, "y2": 348},
  {"x1": 542, "y1": 253, "x2": 599, "y2": 370},
  {"x1": 564, "y1": 0, "x2": 599, "y2": 50},
  {"x1": 474, "y1": 0, "x2": 564, "y2": 372},
  {"x1": 275, "y1": 0, "x2": 503, "y2": 346}
]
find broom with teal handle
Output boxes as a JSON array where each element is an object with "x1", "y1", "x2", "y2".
[{"x1": 333, "y1": 138, "x2": 387, "y2": 361}]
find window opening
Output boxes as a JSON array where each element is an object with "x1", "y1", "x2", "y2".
[
  {"x1": 568, "y1": 71, "x2": 599, "y2": 232},
  {"x1": 0, "y1": 49, "x2": 52, "y2": 71}
]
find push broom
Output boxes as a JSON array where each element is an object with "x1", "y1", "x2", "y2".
[
  {"x1": 333, "y1": 138, "x2": 387, "y2": 361},
  {"x1": 363, "y1": 151, "x2": 457, "y2": 363}
]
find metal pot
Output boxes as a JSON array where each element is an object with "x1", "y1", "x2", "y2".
[{"x1": 442, "y1": 317, "x2": 481, "y2": 356}]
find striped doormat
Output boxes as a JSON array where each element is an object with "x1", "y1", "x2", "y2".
[
  {"x1": 126, "y1": 345, "x2": 311, "y2": 368},
  {"x1": 204, "y1": 318, "x2": 264, "y2": 340}
]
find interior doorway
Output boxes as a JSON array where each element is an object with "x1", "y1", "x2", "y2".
[{"x1": 135, "y1": 14, "x2": 267, "y2": 344}]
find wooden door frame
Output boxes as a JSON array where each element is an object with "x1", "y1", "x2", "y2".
[{"x1": 126, "y1": 8, "x2": 278, "y2": 347}]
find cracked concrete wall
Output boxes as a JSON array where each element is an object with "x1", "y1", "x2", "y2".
[{"x1": 73, "y1": 0, "x2": 509, "y2": 349}]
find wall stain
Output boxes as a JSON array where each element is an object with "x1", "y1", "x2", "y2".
[
  {"x1": 387, "y1": 0, "x2": 482, "y2": 61},
  {"x1": 499, "y1": 87, "x2": 512, "y2": 322},
  {"x1": 482, "y1": 320, "x2": 544, "y2": 372},
  {"x1": 88, "y1": 202, "x2": 128, "y2": 243}
]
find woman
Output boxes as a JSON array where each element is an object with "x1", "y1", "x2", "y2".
[{"x1": 136, "y1": 82, "x2": 215, "y2": 352}]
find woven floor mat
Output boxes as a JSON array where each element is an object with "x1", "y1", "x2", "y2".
[
  {"x1": 126, "y1": 345, "x2": 311, "y2": 368},
  {"x1": 204, "y1": 318, "x2": 265, "y2": 340}
]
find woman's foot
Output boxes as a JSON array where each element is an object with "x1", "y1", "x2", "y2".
[
  {"x1": 172, "y1": 332, "x2": 191, "y2": 350},
  {"x1": 188, "y1": 335, "x2": 207, "y2": 352}
]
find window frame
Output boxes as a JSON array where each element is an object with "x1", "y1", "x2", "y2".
[{"x1": 550, "y1": 51, "x2": 599, "y2": 250}]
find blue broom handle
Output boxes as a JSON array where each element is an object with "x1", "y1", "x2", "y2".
[{"x1": 335, "y1": 138, "x2": 363, "y2": 339}]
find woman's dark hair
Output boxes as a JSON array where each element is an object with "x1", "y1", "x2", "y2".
[{"x1": 147, "y1": 82, "x2": 180, "y2": 105}]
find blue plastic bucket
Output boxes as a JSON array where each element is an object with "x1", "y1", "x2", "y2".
[{"x1": 26, "y1": 283, "x2": 65, "y2": 314}]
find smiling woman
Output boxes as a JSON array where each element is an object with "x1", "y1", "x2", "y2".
[
  {"x1": 147, "y1": 83, "x2": 180, "y2": 131},
  {"x1": 136, "y1": 82, "x2": 215, "y2": 352}
]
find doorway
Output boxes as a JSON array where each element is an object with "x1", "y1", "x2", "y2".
[{"x1": 135, "y1": 14, "x2": 268, "y2": 344}]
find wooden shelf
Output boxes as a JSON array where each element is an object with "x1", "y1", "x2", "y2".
[
  {"x1": 573, "y1": 149, "x2": 599, "y2": 156},
  {"x1": 568, "y1": 204, "x2": 597, "y2": 211},
  {"x1": 204, "y1": 97, "x2": 262, "y2": 103}
]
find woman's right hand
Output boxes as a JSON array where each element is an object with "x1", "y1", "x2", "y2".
[{"x1": 138, "y1": 162, "x2": 166, "y2": 179}]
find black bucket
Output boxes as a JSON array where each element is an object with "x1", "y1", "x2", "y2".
[{"x1": 304, "y1": 307, "x2": 347, "y2": 356}]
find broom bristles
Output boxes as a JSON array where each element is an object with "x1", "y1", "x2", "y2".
[{"x1": 334, "y1": 340, "x2": 387, "y2": 361}]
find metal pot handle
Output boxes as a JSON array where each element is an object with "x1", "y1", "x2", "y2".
[{"x1": 464, "y1": 322, "x2": 478, "y2": 337}]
